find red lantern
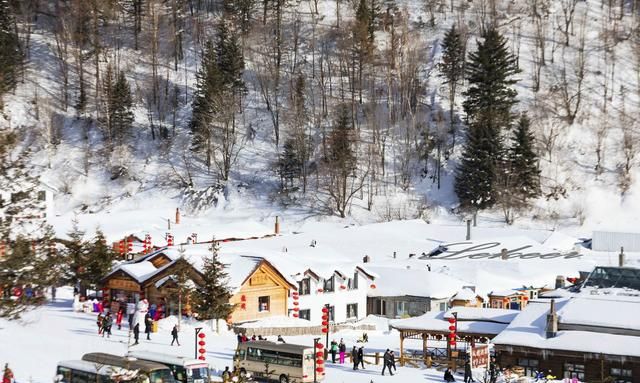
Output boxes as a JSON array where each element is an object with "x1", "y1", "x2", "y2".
[
  {"x1": 316, "y1": 352, "x2": 324, "y2": 358},
  {"x1": 292, "y1": 292, "x2": 299, "y2": 297},
  {"x1": 321, "y1": 307, "x2": 329, "y2": 313},
  {"x1": 448, "y1": 317, "x2": 455, "y2": 324},
  {"x1": 315, "y1": 343, "x2": 324, "y2": 349},
  {"x1": 198, "y1": 356, "x2": 205, "y2": 361},
  {"x1": 321, "y1": 328, "x2": 328, "y2": 333},
  {"x1": 241, "y1": 295, "x2": 247, "y2": 302},
  {"x1": 370, "y1": 284, "x2": 376, "y2": 289},
  {"x1": 322, "y1": 321, "x2": 329, "y2": 326},
  {"x1": 198, "y1": 333, "x2": 206, "y2": 338},
  {"x1": 293, "y1": 307, "x2": 300, "y2": 312},
  {"x1": 317, "y1": 288, "x2": 323, "y2": 293},
  {"x1": 316, "y1": 367, "x2": 324, "y2": 373},
  {"x1": 449, "y1": 325, "x2": 455, "y2": 331},
  {"x1": 292, "y1": 313, "x2": 299, "y2": 318},
  {"x1": 199, "y1": 348, "x2": 206, "y2": 354},
  {"x1": 340, "y1": 285, "x2": 346, "y2": 289},
  {"x1": 523, "y1": 296, "x2": 529, "y2": 301},
  {"x1": 241, "y1": 303, "x2": 246, "y2": 310},
  {"x1": 293, "y1": 301, "x2": 299, "y2": 306},
  {"x1": 198, "y1": 341, "x2": 205, "y2": 346},
  {"x1": 317, "y1": 359, "x2": 324, "y2": 365}
]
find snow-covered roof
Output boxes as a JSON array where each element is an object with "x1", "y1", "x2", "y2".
[
  {"x1": 492, "y1": 298, "x2": 640, "y2": 357},
  {"x1": 450, "y1": 288, "x2": 481, "y2": 302},
  {"x1": 488, "y1": 289, "x2": 526, "y2": 297},
  {"x1": 390, "y1": 310, "x2": 512, "y2": 336},
  {"x1": 558, "y1": 296, "x2": 640, "y2": 331},
  {"x1": 442, "y1": 307, "x2": 519, "y2": 324},
  {"x1": 235, "y1": 315, "x2": 316, "y2": 328},
  {"x1": 364, "y1": 265, "x2": 465, "y2": 298},
  {"x1": 118, "y1": 261, "x2": 162, "y2": 283}
]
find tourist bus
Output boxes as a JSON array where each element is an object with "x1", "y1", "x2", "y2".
[
  {"x1": 81, "y1": 352, "x2": 176, "y2": 383},
  {"x1": 128, "y1": 351, "x2": 211, "y2": 383},
  {"x1": 55, "y1": 360, "x2": 113, "y2": 383},
  {"x1": 234, "y1": 341, "x2": 323, "y2": 383}
]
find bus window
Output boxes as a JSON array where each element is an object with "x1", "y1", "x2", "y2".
[
  {"x1": 235, "y1": 349, "x2": 246, "y2": 361},
  {"x1": 277, "y1": 352, "x2": 302, "y2": 368},
  {"x1": 149, "y1": 369, "x2": 175, "y2": 383},
  {"x1": 247, "y1": 348, "x2": 261, "y2": 361},
  {"x1": 187, "y1": 366, "x2": 209, "y2": 383},
  {"x1": 173, "y1": 367, "x2": 186, "y2": 383},
  {"x1": 56, "y1": 367, "x2": 72, "y2": 383}
]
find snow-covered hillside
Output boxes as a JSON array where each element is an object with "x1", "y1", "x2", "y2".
[{"x1": 1, "y1": 0, "x2": 640, "y2": 239}]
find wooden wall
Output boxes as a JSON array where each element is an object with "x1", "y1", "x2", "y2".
[{"x1": 229, "y1": 263, "x2": 289, "y2": 323}]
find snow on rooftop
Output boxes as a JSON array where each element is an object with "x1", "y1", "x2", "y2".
[
  {"x1": 119, "y1": 261, "x2": 162, "y2": 282},
  {"x1": 235, "y1": 315, "x2": 316, "y2": 329},
  {"x1": 442, "y1": 307, "x2": 519, "y2": 324},
  {"x1": 390, "y1": 310, "x2": 511, "y2": 335},
  {"x1": 488, "y1": 289, "x2": 525, "y2": 297},
  {"x1": 493, "y1": 299, "x2": 640, "y2": 357},
  {"x1": 364, "y1": 265, "x2": 465, "y2": 298},
  {"x1": 558, "y1": 296, "x2": 640, "y2": 331},
  {"x1": 450, "y1": 288, "x2": 480, "y2": 302}
]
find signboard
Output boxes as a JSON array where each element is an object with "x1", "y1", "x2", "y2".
[
  {"x1": 107, "y1": 278, "x2": 141, "y2": 292},
  {"x1": 470, "y1": 345, "x2": 489, "y2": 369},
  {"x1": 422, "y1": 241, "x2": 582, "y2": 260},
  {"x1": 250, "y1": 271, "x2": 270, "y2": 286}
]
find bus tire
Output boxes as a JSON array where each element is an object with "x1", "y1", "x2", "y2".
[{"x1": 279, "y1": 374, "x2": 289, "y2": 383}]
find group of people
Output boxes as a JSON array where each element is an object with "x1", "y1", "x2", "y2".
[
  {"x1": 444, "y1": 357, "x2": 501, "y2": 383},
  {"x1": 236, "y1": 333, "x2": 284, "y2": 343},
  {"x1": 95, "y1": 308, "x2": 180, "y2": 346},
  {"x1": 327, "y1": 339, "x2": 396, "y2": 375}
]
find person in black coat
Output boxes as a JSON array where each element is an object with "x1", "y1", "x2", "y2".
[
  {"x1": 381, "y1": 349, "x2": 393, "y2": 376},
  {"x1": 171, "y1": 324, "x2": 180, "y2": 346},
  {"x1": 389, "y1": 351, "x2": 397, "y2": 372},
  {"x1": 444, "y1": 368, "x2": 456, "y2": 382},
  {"x1": 489, "y1": 358, "x2": 498, "y2": 383},
  {"x1": 351, "y1": 346, "x2": 359, "y2": 370},
  {"x1": 144, "y1": 313, "x2": 152, "y2": 340},
  {"x1": 464, "y1": 360, "x2": 473, "y2": 383},
  {"x1": 358, "y1": 347, "x2": 365, "y2": 369},
  {"x1": 133, "y1": 323, "x2": 140, "y2": 345}
]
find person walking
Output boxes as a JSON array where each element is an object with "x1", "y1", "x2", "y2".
[
  {"x1": 351, "y1": 346, "x2": 359, "y2": 370},
  {"x1": 171, "y1": 324, "x2": 180, "y2": 346},
  {"x1": 127, "y1": 301, "x2": 136, "y2": 328},
  {"x1": 144, "y1": 312, "x2": 153, "y2": 340},
  {"x1": 132, "y1": 323, "x2": 140, "y2": 345},
  {"x1": 96, "y1": 312, "x2": 104, "y2": 335},
  {"x1": 381, "y1": 349, "x2": 392, "y2": 376},
  {"x1": 444, "y1": 368, "x2": 456, "y2": 382},
  {"x1": 464, "y1": 359, "x2": 473, "y2": 383},
  {"x1": 2, "y1": 363, "x2": 14, "y2": 383},
  {"x1": 390, "y1": 351, "x2": 397, "y2": 373},
  {"x1": 116, "y1": 307, "x2": 124, "y2": 330},
  {"x1": 338, "y1": 339, "x2": 346, "y2": 364},
  {"x1": 102, "y1": 312, "x2": 113, "y2": 338},
  {"x1": 358, "y1": 346, "x2": 365, "y2": 369},
  {"x1": 330, "y1": 340, "x2": 338, "y2": 363},
  {"x1": 489, "y1": 358, "x2": 498, "y2": 383}
]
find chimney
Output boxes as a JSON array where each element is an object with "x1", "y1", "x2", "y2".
[
  {"x1": 167, "y1": 218, "x2": 171, "y2": 230},
  {"x1": 619, "y1": 247, "x2": 625, "y2": 267},
  {"x1": 393, "y1": 251, "x2": 396, "y2": 259},
  {"x1": 175, "y1": 208, "x2": 181, "y2": 224},
  {"x1": 363, "y1": 255, "x2": 370, "y2": 263},
  {"x1": 466, "y1": 219, "x2": 471, "y2": 240},
  {"x1": 500, "y1": 248, "x2": 508, "y2": 260},
  {"x1": 545, "y1": 299, "x2": 558, "y2": 338},
  {"x1": 555, "y1": 275, "x2": 565, "y2": 289},
  {"x1": 275, "y1": 216, "x2": 280, "y2": 235}
]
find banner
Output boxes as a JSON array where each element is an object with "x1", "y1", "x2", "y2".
[{"x1": 471, "y1": 345, "x2": 489, "y2": 369}]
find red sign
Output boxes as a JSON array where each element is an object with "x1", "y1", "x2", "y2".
[{"x1": 471, "y1": 345, "x2": 489, "y2": 369}]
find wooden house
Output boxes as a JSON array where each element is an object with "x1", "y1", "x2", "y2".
[
  {"x1": 100, "y1": 245, "x2": 296, "y2": 323},
  {"x1": 488, "y1": 289, "x2": 529, "y2": 310},
  {"x1": 450, "y1": 287, "x2": 484, "y2": 308}
]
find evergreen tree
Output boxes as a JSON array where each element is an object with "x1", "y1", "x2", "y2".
[
  {"x1": 509, "y1": 114, "x2": 541, "y2": 202},
  {"x1": 102, "y1": 66, "x2": 134, "y2": 145},
  {"x1": 60, "y1": 221, "x2": 87, "y2": 295},
  {"x1": 191, "y1": 239, "x2": 233, "y2": 325},
  {"x1": 325, "y1": 105, "x2": 358, "y2": 218},
  {"x1": 277, "y1": 138, "x2": 302, "y2": 189},
  {"x1": 438, "y1": 25, "x2": 465, "y2": 146},
  {"x1": 0, "y1": 0, "x2": 21, "y2": 109},
  {"x1": 456, "y1": 27, "x2": 520, "y2": 212},
  {"x1": 83, "y1": 230, "x2": 116, "y2": 290}
]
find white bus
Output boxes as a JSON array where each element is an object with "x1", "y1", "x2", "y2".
[
  {"x1": 128, "y1": 351, "x2": 211, "y2": 383},
  {"x1": 81, "y1": 352, "x2": 176, "y2": 383},
  {"x1": 55, "y1": 360, "x2": 113, "y2": 383},
  {"x1": 234, "y1": 341, "x2": 324, "y2": 383}
]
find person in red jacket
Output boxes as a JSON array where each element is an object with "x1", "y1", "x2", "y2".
[
  {"x1": 116, "y1": 307, "x2": 124, "y2": 330},
  {"x1": 3, "y1": 363, "x2": 14, "y2": 383}
]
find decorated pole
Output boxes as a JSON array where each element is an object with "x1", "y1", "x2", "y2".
[{"x1": 195, "y1": 327, "x2": 206, "y2": 360}]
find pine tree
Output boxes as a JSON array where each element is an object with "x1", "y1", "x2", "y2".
[
  {"x1": 84, "y1": 230, "x2": 116, "y2": 290},
  {"x1": 60, "y1": 221, "x2": 87, "y2": 295},
  {"x1": 110, "y1": 71, "x2": 135, "y2": 143},
  {"x1": 325, "y1": 105, "x2": 358, "y2": 218},
  {"x1": 456, "y1": 27, "x2": 520, "y2": 212},
  {"x1": 278, "y1": 138, "x2": 302, "y2": 190},
  {"x1": 509, "y1": 114, "x2": 541, "y2": 202},
  {"x1": 191, "y1": 240, "x2": 233, "y2": 326},
  {"x1": 0, "y1": 0, "x2": 21, "y2": 109},
  {"x1": 438, "y1": 25, "x2": 465, "y2": 146}
]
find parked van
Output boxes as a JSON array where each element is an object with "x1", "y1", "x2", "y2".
[
  {"x1": 234, "y1": 341, "x2": 324, "y2": 383},
  {"x1": 128, "y1": 351, "x2": 211, "y2": 383},
  {"x1": 55, "y1": 360, "x2": 113, "y2": 383}
]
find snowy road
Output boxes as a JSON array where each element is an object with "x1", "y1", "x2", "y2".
[{"x1": 1, "y1": 288, "x2": 449, "y2": 383}]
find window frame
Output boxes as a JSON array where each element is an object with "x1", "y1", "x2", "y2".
[
  {"x1": 346, "y1": 303, "x2": 358, "y2": 319},
  {"x1": 258, "y1": 296, "x2": 270, "y2": 312},
  {"x1": 563, "y1": 362, "x2": 585, "y2": 381},
  {"x1": 299, "y1": 309, "x2": 311, "y2": 321},
  {"x1": 323, "y1": 276, "x2": 335, "y2": 292},
  {"x1": 298, "y1": 278, "x2": 311, "y2": 295}
]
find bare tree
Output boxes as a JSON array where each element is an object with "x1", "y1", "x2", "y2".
[{"x1": 558, "y1": 0, "x2": 579, "y2": 46}]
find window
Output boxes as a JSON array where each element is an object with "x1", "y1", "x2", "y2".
[
  {"x1": 277, "y1": 352, "x2": 303, "y2": 367},
  {"x1": 346, "y1": 303, "x2": 358, "y2": 319},
  {"x1": 396, "y1": 301, "x2": 407, "y2": 316},
  {"x1": 37, "y1": 190, "x2": 46, "y2": 201},
  {"x1": 328, "y1": 305, "x2": 335, "y2": 322},
  {"x1": 258, "y1": 296, "x2": 270, "y2": 312},
  {"x1": 299, "y1": 309, "x2": 310, "y2": 320},
  {"x1": 563, "y1": 363, "x2": 585, "y2": 381},
  {"x1": 439, "y1": 302, "x2": 447, "y2": 311},
  {"x1": 517, "y1": 358, "x2": 539, "y2": 377},
  {"x1": 610, "y1": 368, "x2": 632, "y2": 383},
  {"x1": 348, "y1": 272, "x2": 359, "y2": 290},
  {"x1": 324, "y1": 276, "x2": 335, "y2": 292},
  {"x1": 298, "y1": 278, "x2": 311, "y2": 295}
]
